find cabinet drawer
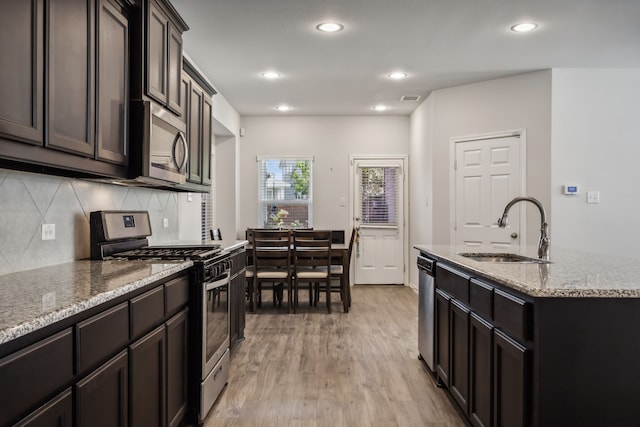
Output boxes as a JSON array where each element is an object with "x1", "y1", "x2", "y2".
[
  {"x1": 77, "y1": 302, "x2": 129, "y2": 373},
  {"x1": 469, "y1": 278, "x2": 493, "y2": 320},
  {"x1": 436, "y1": 264, "x2": 470, "y2": 303},
  {"x1": 166, "y1": 275, "x2": 189, "y2": 315},
  {"x1": 130, "y1": 285, "x2": 165, "y2": 339},
  {"x1": 0, "y1": 329, "x2": 73, "y2": 427},
  {"x1": 493, "y1": 289, "x2": 531, "y2": 342}
]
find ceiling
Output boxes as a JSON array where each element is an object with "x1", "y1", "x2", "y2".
[{"x1": 170, "y1": 0, "x2": 640, "y2": 116}]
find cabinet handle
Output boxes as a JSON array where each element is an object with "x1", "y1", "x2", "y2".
[
  {"x1": 173, "y1": 131, "x2": 189, "y2": 173},
  {"x1": 510, "y1": 233, "x2": 518, "y2": 239}
]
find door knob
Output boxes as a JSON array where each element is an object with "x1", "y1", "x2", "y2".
[{"x1": 510, "y1": 233, "x2": 518, "y2": 239}]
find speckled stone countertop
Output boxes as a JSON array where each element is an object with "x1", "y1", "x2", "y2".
[
  {"x1": 0, "y1": 260, "x2": 193, "y2": 345},
  {"x1": 414, "y1": 244, "x2": 640, "y2": 298}
]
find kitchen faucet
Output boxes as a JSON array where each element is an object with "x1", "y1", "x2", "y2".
[{"x1": 497, "y1": 196, "x2": 550, "y2": 260}]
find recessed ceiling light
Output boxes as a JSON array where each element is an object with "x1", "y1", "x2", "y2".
[
  {"x1": 261, "y1": 71, "x2": 281, "y2": 79},
  {"x1": 275, "y1": 105, "x2": 291, "y2": 112},
  {"x1": 372, "y1": 105, "x2": 388, "y2": 112},
  {"x1": 388, "y1": 72, "x2": 408, "y2": 80},
  {"x1": 316, "y1": 22, "x2": 343, "y2": 33},
  {"x1": 510, "y1": 22, "x2": 538, "y2": 32}
]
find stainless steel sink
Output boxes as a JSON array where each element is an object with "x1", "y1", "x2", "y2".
[{"x1": 458, "y1": 252, "x2": 551, "y2": 264}]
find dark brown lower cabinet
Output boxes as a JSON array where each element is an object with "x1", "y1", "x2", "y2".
[
  {"x1": 76, "y1": 349, "x2": 128, "y2": 427},
  {"x1": 450, "y1": 299, "x2": 470, "y2": 414},
  {"x1": 493, "y1": 329, "x2": 529, "y2": 427},
  {"x1": 435, "y1": 288, "x2": 451, "y2": 386},
  {"x1": 130, "y1": 325, "x2": 166, "y2": 427},
  {"x1": 14, "y1": 388, "x2": 72, "y2": 427},
  {"x1": 230, "y1": 270, "x2": 246, "y2": 345},
  {"x1": 470, "y1": 313, "x2": 493, "y2": 427},
  {"x1": 166, "y1": 308, "x2": 189, "y2": 427}
]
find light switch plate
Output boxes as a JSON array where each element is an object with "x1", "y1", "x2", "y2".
[
  {"x1": 163, "y1": 218, "x2": 169, "y2": 228},
  {"x1": 587, "y1": 191, "x2": 600, "y2": 204}
]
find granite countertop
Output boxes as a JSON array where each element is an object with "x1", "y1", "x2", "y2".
[
  {"x1": 0, "y1": 259, "x2": 193, "y2": 345},
  {"x1": 415, "y1": 244, "x2": 640, "y2": 298}
]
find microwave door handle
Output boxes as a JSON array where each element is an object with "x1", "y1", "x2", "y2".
[{"x1": 172, "y1": 132, "x2": 189, "y2": 173}]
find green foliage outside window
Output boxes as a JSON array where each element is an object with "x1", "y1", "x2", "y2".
[{"x1": 290, "y1": 160, "x2": 310, "y2": 197}]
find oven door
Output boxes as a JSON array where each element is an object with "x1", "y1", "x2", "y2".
[{"x1": 202, "y1": 271, "x2": 230, "y2": 377}]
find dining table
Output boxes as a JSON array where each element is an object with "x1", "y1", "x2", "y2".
[{"x1": 245, "y1": 241, "x2": 350, "y2": 311}]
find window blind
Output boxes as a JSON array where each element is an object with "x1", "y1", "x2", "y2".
[{"x1": 358, "y1": 166, "x2": 399, "y2": 226}]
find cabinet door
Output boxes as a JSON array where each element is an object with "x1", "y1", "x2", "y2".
[
  {"x1": 230, "y1": 272, "x2": 246, "y2": 345},
  {"x1": 46, "y1": 0, "x2": 95, "y2": 157},
  {"x1": 435, "y1": 288, "x2": 450, "y2": 386},
  {"x1": 187, "y1": 82, "x2": 203, "y2": 183},
  {"x1": 201, "y1": 95, "x2": 213, "y2": 185},
  {"x1": 76, "y1": 350, "x2": 128, "y2": 427},
  {"x1": 14, "y1": 388, "x2": 72, "y2": 427},
  {"x1": 130, "y1": 325, "x2": 166, "y2": 427},
  {"x1": 167, "y1": 23, "x2": 183, "y2": 114},
  {"x1": 493, "y1": 329, "x2": 530, "y2": 427},
  {"x1": 179, "y1": 74, "x2": 190, "y2": 123},
  {"x1": 450, "y1": 299, "x2": 470, "y2": 414},
  {"x1": 96, "y1": 0, "x2": 129, "y2": 165},
  {"x1": 0, "y1": 0, "x2": 43, "y2": 144},
  {"x1": 166, "y1": 308, "x2": 189, "y2": 427},
  {"x1": 147, "y1": 0, "x2": 167, "y2": 104},
  {"x1": 470, "y1": 313, "x2": 493, "y2": 427}
]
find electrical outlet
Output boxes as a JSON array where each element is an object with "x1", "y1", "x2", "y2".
[
  {"x1": 163, "y1": 218, "x2": 169, "y2": 228},
  {"x1": 42, "y1": 224, "x2": 56, "y2": 240}
]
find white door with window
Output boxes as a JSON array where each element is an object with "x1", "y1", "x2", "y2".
[
  {"x1": 453, "y1": 134, "x2": 524, "y2": 249},
  {"x1": 352, "y1": 157, "x2": 405, "y2": 285}
]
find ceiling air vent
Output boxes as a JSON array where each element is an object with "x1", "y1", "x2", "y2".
[{"x1": 401, "y1": 95, "x2": 421, "y2": 102}]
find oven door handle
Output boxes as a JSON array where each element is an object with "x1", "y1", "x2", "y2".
[{"x1": 205, "y1": 272, "x2": 230, "y2": 291}]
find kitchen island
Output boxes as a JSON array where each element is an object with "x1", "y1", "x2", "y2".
[{"x1": 415, "y1": 244, "x2": 640, "y2": 427}]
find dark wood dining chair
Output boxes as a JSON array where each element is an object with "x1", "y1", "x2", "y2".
[
  {"x1": 320, "y1": 227, "x2": 356, "y2": 313},
  {"x1": 293, "y1": 230, "x2": 332, "y2": 313},
  {"x1": 253, "y1": 230, "x2": 292, "y2": 313}
]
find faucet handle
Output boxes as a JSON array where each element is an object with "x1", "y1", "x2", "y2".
[{"x1": 497, "y1": 215, "x2": 509, "y2": 228}]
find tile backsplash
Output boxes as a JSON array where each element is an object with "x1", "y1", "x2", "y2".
[{"x1": 0, "y1": 168, "x2": 180, "y2": 275}]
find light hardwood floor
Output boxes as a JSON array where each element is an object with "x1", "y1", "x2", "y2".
[{"x1": 203, "y1": 285, "x2": 465, "y2": 427}]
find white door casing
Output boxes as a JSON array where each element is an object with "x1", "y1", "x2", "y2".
[
  {"x1": 451, "y1": 131, "x2": 526, "y2": 249},
  {"x1": 350, "y1": 156, "x2": 407, "y2": 285}
]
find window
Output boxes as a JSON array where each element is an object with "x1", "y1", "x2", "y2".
[
  {"x1": 358, "y1": 166, "x2": 399, "y2": 226},
  {"x1": 258, "y1": 157, "x2": 313, "y2": 228}
]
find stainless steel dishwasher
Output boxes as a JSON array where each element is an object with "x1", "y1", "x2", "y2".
[{"x1": 417, "y1": 254, "x2": 436, "y2": 372}]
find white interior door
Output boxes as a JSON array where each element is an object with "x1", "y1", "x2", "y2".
[
  {"x1": 454, "y1": 135, "x2": 523, "y2": 249},
  {"x1": 353, "y1": 158, "x2": 405, "y2": 284}
]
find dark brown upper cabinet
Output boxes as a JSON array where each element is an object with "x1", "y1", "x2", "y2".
[
  {"x1": 97, "y1": 0, "x2": 130, "y2": 165},
  {"x1": 0, "y1": 0, "x2": 131, "y2": 178},
  {"x1": 0, "y1": 0, "x2": 44, "y2": 145},
  {"x1": 46, "y1": 0, "x2": 95, "y2": 157},
  {"x1": 146, "y1": 0, "x2": 187, "y2": 115},
  {"x1": 181, "y1": 59, "x2": 216, "y2": 192}
]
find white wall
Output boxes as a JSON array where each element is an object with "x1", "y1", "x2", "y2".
[
  {"x1": 408, "y1": 96, "x2": 434, "y2": 289},
  {"x1": 238, "y1": 116, "x2": 410, "y2": 237},
  {"x1": 429, "y1": 71, "x2": 552, "y2": 245},
  {"x1": 210, "y1": 88, "x2": 241, "y2": 240},
  {"x1": 551, "y1": 69, "x2": 640, "y2": 257}
]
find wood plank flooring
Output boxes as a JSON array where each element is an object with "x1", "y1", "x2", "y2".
[{"x1": 203, "y1": 285, "x2": 465, "y2": 427}]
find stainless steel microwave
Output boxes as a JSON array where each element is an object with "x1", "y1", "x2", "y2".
[{"x1": 128, "y1": 100, "x2": 188, "y2": 187}]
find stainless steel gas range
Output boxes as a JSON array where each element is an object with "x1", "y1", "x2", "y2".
[{"x1": 90, "y1": 210, "x2": 231, "y2": 424}]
